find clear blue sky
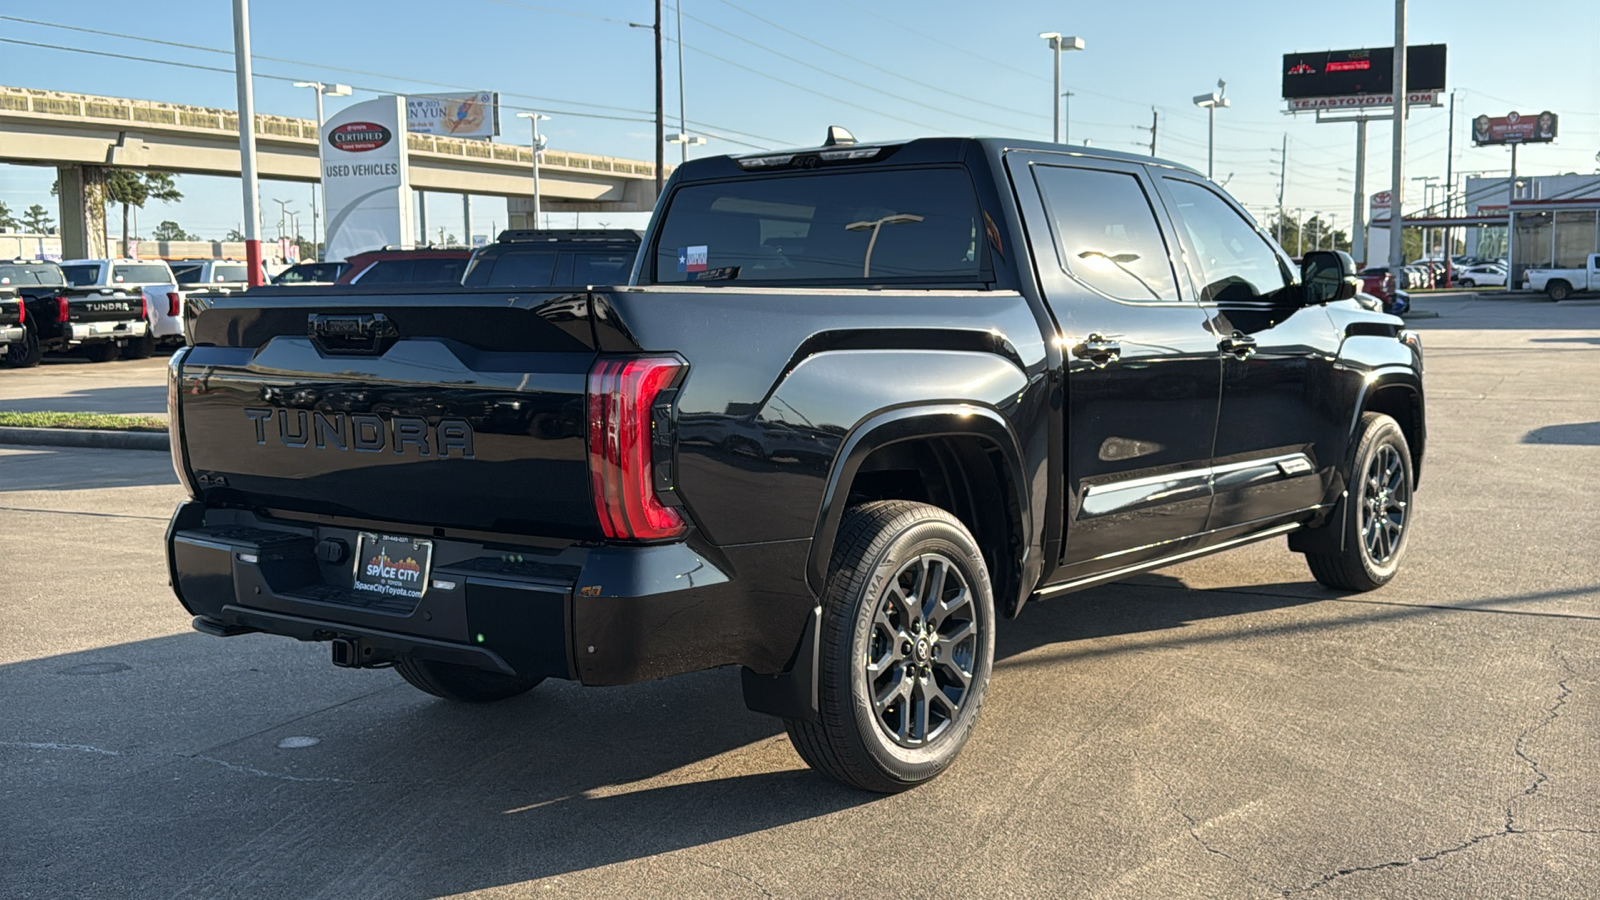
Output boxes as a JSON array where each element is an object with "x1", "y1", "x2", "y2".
[{"x1": 2, "y1": 0, "x2": 1596, "y2": 242}]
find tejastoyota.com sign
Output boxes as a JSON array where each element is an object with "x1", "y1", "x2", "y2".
[
  {"x1": 322, "y1": 95, "x2": 414, "y2": 262},
  {"x1": 405, "y1": 92, "x2": 499, "y2": 139}
]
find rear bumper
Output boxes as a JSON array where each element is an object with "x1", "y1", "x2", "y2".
[
  {"x1": 70, "y1": 319, "x2": 147, "y2": 342},
  {"x1": 0, "y1": 325, "x2": 23, "y2": 344},
  {"x1": 165, "y1": 502, "x2": 813, "y2": 686}
]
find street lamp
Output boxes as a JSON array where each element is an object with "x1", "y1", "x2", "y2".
[
  {"x1": 293, "y1": 80, "x2": 351, "y2": 258},
  {"x1": 845, "y1": 213, "x2": 923, "y2": 278},
  {"x1": 1192, "y1": 79, "x2": 1229, "y2": 180},
  {"x1": 667, "y1": 133, "x2": 707, "y2": 162},
  {"x1": 1061, "y1": 92, "x2": 1075, "y2": 146},
  {"x1": 516, "y1": 112, "x2": 551, "y2": 227},
  {"x1": 1039, "y1": 32, "x2": 1085, "y2": 144}
]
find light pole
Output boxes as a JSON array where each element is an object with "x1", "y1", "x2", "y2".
[
  {"x1": 232, "y1": 0, "x2": 263, "y2": 285},
  {"x1": 668, "y1": 133, "x2": 707, "y2": 162},
  {"x1": 293, "y1": 80, "x2": 351, "y2": 258},
  {"x1": 845, "y1": 214, "x2": 924, "y2": 278},
  {"x1": 1039, "y1": 33, "x2": 1085, "y2": 144},
  {"x1": 1062, "y1": 92, "x2": 1074, "y2": 146},
  {"x1": 516, "y1": 112, "x2": 550, "y2": 228},
  {"x1": 271, "y1": 198, "x2": 292, "y2": 241},
  {"x1": 1193, "y1": 79, "x2": 1229, "y2": 180}
]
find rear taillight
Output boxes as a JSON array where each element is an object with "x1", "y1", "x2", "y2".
[
  {"x1": 14, "y1": 298, "x2": 22, "y2": 324},
  {"x1": 167, "y1": 292, "x2": 180, "y2": 317},
  {"x1": 55, "y1": 295, "x2": 68, "y2": 323},
  {"x1": 139, "y1": 293, "x2": 148, "y2": 320},
  {"x1": 587, "y1": 356, "x2": 686, "y2": 540}
]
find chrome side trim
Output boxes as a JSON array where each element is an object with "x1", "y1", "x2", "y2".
[
  {"x1": 1080, "y1": 451, "x2": 1314, "y2": 519},
  {"x1": 1035, "y1": 521, "x2": 1301, "y2": 597}
]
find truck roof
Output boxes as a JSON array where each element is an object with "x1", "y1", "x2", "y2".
[{"x1": 678, "y1": 133, "x2": 1205, "y2": 182}]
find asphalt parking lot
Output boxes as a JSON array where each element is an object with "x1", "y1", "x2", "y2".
[
  {"x1": 2, "y1": 292, "x2": 1597, "y2": 899},
  {"x1": 0, "y1": 352, "x2": 169, "y2": 416}
]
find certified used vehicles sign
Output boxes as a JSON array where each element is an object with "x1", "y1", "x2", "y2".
[{"x1": 329, "y1": 122, "x2": 393, "y2": 153}]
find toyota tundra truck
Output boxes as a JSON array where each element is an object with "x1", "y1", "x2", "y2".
[{"x1": 165, "y1": 133, "x2": 1425, "y2": 792}]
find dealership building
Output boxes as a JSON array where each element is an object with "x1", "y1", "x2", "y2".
[{"x1": 1461, "y1": 173, "x2": 1600, "y2": 282}]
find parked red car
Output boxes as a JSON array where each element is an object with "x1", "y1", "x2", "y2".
[{"x1": 335, "y1": 247, "x2": 473, "y2": 285}]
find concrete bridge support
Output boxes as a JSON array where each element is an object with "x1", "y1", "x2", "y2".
[{"x1": 56, "y1": 164, "x2": 108, "y2": 259}]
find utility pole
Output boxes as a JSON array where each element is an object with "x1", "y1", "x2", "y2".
[
  {"x1": 463, "y1": 195, "x2": 472, "y2": 247},
  {"x1": 1148, "y1": 108, "x2": 1157, "y2": 156},
  {"x1": 1352, "y1": 119, "x2": 1368, "y2": 264},
  {"x1": 1388, "y1": 0, "x2": 1407, "y2": 270},
  {"x1": 1507, "y1": 143, "x2": 1518, "y2": 285},
  {"x1": 231, "y1": 0, "x2": 264, "y2": 285},
  {"x1": 1443, "y1": 90, "x2": 1456, "y2": 285},
  {"x1": 654, "y1": 0, "x2": 665, "y2": 198},
  {"x1": 675, "y1": 0, "x2": 689, "y2": 163},
  {"x1": 1276, "y1": 134, "x2": 1288, "y2": 245}
]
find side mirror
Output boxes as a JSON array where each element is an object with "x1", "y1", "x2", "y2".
[{"x1": 1302, "y1": 250, "x2": 1359, "y2": 305}]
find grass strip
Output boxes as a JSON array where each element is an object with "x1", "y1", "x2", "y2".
[{"x1": 0, "y1": 411, "x2": 168, "y2": 432}]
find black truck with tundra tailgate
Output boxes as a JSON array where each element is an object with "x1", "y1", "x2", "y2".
[{"x1": 165, "y1": 133, "x2": 1425, "y2": 792}]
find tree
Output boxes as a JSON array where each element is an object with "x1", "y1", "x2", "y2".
[
  {"x1": 225, "y1": 228, "x2": 246, "y2": 241},
  {"x1": 21, "y1": 204, "x2": 54, "y2": 234},
  {"x1": 105, "y1": 171, "x2": 183, "y2": 249},
  {"x1": 0, "y1": 201, "x2": 18, "y2": 232},
  {"x1": 152, "y1": 220, "x2": 193, "y2": 242}
]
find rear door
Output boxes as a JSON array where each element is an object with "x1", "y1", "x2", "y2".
[
  {"x1": 1155, "y1": 175, "x2": 1343, "y2": 536},
  {"x1": 1009, "y1": 153, "x2": 1222, "y2": 576}
]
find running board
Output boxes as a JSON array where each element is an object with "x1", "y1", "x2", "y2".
[{"x1": 1032, "y1": 522, "x2": 1302, "y2": 599}]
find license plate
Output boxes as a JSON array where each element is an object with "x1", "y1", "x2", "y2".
[{"x1": 351, "y1": 533, "x2": 433, "y2": 600}]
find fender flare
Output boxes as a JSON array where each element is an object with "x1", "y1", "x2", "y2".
[{"x1": 805, "y1": 403, "x2": 1031, "y2": 596}]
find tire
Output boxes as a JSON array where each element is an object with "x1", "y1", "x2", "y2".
[
  {"x1": 1548, "y1": 281, "x2": 1570, "y2": 302},
  {"x1": 1, "y1": 323, "x2": 43, "y2": 368},
  {"x1": 394, "y1": 656, "x2": 544, "y2": 703},
  {"x1": 84, "y1": 341, "x2": 120, "y2": 363},
  {"x1": 122, "y1": 333, "x2": 155, "y2": 360},
  {"x1": 1302, "y1": 412, "x2": 1414, "y2": 592},
  {"x1": 1458, "y1": 279, "x2": 1474, "y2": 288},
  {"x1": 785, "y1": 500, "x2": 996, "y2": 793}
]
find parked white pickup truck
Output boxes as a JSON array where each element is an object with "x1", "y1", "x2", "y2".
[
  {"x1": 1524, "y1": 254, "x2": 1600, "y2": 301},
  {"x1": 59, "y1": 258, "x2": 177, "y2": 357}
]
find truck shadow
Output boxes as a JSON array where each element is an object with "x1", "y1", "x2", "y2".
[
  {"x1": 1522, "y1": 421, "x2": 1600, "y2": 445},
  {"x1": 10, "y1": 575, "x2": 1588, "y2": 895},
  {"x1": 0, "y1": 384, "x2": 169, "y2": 416},
  {"x1": 0, "y1": 445, "x2": 175, "y2": 490}
]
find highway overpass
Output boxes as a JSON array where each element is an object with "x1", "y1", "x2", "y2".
[{"x1": 0, "y1": 86, "x2": 665, "y2": 257}]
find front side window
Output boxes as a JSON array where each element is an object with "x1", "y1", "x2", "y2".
[
  {"x1": 1032, "y1": 165, "x2": 1179, "y2": 303},
  {"x1": 1163, "y1": 178, "x2": 1293, "y2": 303},
  {"x1": 409, "y1": 258, "x2": 467, "y2": 283},
  {"x1": 651, "y1": 167, "x2": 984, "y2": 285},
  {"x1": 354, "y1": 260, "x2": 413, "y2": 284},
  {"x1": 571, "y1": 251, "x2": 635, "y2": 285},
  {"x1": 465, "y1": 249, "x2": 560, "y2": 286}
]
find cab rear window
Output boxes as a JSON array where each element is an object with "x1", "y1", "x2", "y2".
[{"x1": 650, "y1": 168, "x2": 985, "y2": 285}]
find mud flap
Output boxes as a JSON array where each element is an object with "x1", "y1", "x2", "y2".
[{"x1": 739, "y1": 604, "x2": 821, "y2": 722}]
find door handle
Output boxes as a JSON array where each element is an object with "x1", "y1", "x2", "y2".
[
  {"x1": 1072, "y1": 333, "x2": 1122, "y2": 368},
  {"x1": 1218, "y1": 332, "x2": 1257, "y2": 359}
]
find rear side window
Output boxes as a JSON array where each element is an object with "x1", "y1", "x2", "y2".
[
  {"x1": 465, "y1": 249, "x2": 560, "y2": 286},
  {"x1": 651, "y1": 167, "x2": 984, "y2": 285},
  {"x1": 409, "y1": 258, "x2": 467, "y2": 283},
  {"x1": 1032, "y1": 165, "x2": 1179, "y2": 303},
  {"x1": 571, "y1": 252, "x2": 634, "y2": 285},
  {"x1": 354, "y1": 260, "x2": 413, "y2": 284},
  {"x1": 1164, "y1": 179, "x2": 1293, "y2": 303}
]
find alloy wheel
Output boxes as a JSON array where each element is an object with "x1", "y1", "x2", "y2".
[
  {"x1": 864, "y1": 552, "x2": 979, "y2": 748},
  {"x1": 1360, "y1": 443, "x2": 1409, "y2": 564}
]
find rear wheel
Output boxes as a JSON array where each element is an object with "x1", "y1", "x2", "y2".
[
  {"x1": 83, "y1": 342, "x2": 120, "y2": 363},
  {"x1": 1, "y1": 323, "x2": 42, "y2": 368},
  {"x1": 395, "y1": 656, "x2": 544, "y2": 703},
  {"x1": 1458, "y1": 279, "x2": 1474, "y2": 288},
  {"x1": 122, "y1": 333, "x2": 155, "y2": 359},
  {"x1": 785, "y1": 500, "x2": 995, "y2": 793},
  {"x1": 1302, "y1": 412, "x2": 1413, "y2": 592},
  {"x1": 1548, "y1": 281, "x2": 1571, "y2": 302}
]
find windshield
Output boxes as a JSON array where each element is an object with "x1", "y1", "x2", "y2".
[
  {"x1": 60, "y1": 264, "x2": 101, "y2": 286},
  {"x1": 650, "y1": 167, "x2": 985, "y2": 285},
  {"x1": 0, "y1": 264, "x2": 67, "y2": 287},
  {"x1": 109, "y1": 263, "x2": 173, "y2": 284}
]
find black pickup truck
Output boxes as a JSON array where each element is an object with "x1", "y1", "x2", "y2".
[
  {"x1": 0, "y1": 260, "x2": 149, "y2": 366},
  {"x1": 165, "y1": 134, "x2": 1424, "y2": 792}
]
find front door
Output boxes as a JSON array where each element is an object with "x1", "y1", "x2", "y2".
[
  {"x1": 1156, "y1": 176, "x2": 1344, "y2": 535},
  {"x1": 1011, "y1": 155, "x2": 1222, "y2": 577}
]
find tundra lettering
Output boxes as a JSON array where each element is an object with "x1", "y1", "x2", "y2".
[{"x1": 243, "y1": 407, "x2": 475, "y2": 458}]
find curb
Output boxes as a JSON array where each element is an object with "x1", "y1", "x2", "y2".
[{"x1": 0, "y1": 426, "x2": 169, "y2": 452}]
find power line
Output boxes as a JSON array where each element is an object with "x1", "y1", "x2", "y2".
[
  {"x1": 831, "y1": 0, "x2": 1049, "y2": 85},
  {"x1": 704, "y1": 0, "x2": 1048, "y2": 125}
]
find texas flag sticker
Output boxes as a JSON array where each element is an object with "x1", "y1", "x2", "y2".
[{"x1": 677, "y1": 245, "x2": 708, "y2": 273}]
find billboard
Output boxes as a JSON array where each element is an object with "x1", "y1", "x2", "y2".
[
  {"x1": 405, "y1": 92, "x2": 499, "y2": 139},
  {"x1": 1472, "y1": 111, "x2": 1559, "y2": 146},
  {"x1": 322, "y1": 95, "x2": 414, "y2": 262},
  {"x1": 1282, "y1": 44, "x2": 1447, "y2": 100}
]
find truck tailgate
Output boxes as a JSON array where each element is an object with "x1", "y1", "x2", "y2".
[{"x1": 178, "y1": 289, "x2": 604, "y2": 538}]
